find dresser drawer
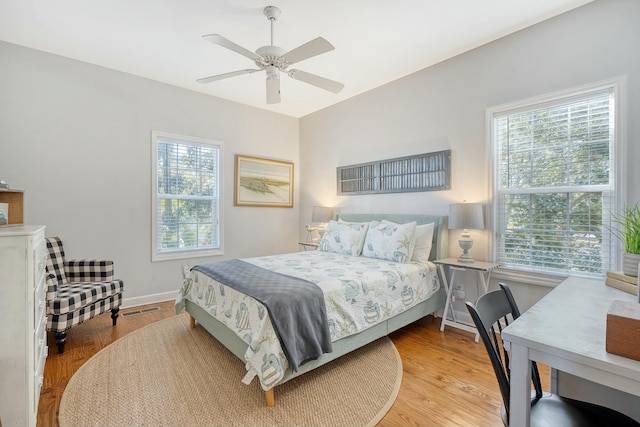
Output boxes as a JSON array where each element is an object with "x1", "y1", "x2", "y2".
[
  {"x1": 34, "y1": 279, "x2": 46, "y2": 326},
  {"x1": 34, "y1": 314, "x2": 47, "y2": 366},
  {"x1": 33, "y1": 237, "x2": 46, "y2": 289},
  {"x1": 33, "y1": 369, "x2": 45, "y2": 418},
  {"x1": 35, "y1": 338, "x2": 47, "y2": 378}
]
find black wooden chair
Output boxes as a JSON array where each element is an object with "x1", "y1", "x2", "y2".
[{"x1": 466, "y1": 283, "x2": 640, "y2": 427}]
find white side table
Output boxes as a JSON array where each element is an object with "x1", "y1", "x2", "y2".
[
  {"x1": 434, "y1": 258, "x2": 499, "y2": 341},
  {"x1": 298, "y1": 241, "x2": 319, "y2": 251}
]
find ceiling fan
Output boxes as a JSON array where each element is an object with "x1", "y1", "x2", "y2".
[{"x1": 197, "y1": 6, "x2": 344, "y2": 104}]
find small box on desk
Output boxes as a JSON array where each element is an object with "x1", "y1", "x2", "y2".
[{"x1": 606, "y1": 300, "x2": 640, "y2": 361}]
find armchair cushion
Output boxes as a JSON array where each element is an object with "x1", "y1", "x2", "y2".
[
  {"x1": 50, "y1": 279, "x2": 124, "y2": 315},
  {"x1": 48, "y1": 292, "x2": 122, "y2": 333}
]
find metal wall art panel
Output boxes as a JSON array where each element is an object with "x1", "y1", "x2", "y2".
[{"x1": 336, "y1": 150, "x2": 451, "y2": 195}]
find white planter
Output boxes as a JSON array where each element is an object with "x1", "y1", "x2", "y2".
[{"x1": 622, "y1": 252, "x2": 640, "y2": 277}]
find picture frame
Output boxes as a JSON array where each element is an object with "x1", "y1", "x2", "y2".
[{"x1": 234, "y1": 154, "x2": 294, "y2": 208}]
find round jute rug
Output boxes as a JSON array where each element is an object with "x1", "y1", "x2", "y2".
[{"x1": 59, "y1": 314, "x2": 402, "y2": 427}]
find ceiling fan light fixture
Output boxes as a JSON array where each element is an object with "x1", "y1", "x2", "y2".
[{"x1": 265, "y1": 65, "x2": 279, "y2": 79}]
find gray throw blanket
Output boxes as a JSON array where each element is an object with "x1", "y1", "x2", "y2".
[{"x1": 192, "y1": 259, "x2": 333, "y2": 371}]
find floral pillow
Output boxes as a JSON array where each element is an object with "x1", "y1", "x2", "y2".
[
  {"x1": 318, "y1": 220, "x2": 370, "y2": 256},
  {"x1": 362, "y1": 220, "x2": 417, "y2": 263}
]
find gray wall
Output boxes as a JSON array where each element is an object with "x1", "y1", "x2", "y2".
[
  {"x1": 1, "y1": 0, "x2": 638, "y2": 311},
  {"x1": 299, "y1": 0, "x2": 640, "y2": 314},
  {"x1": 0, "y1": 42, "x2": 300, "y2": 306}
]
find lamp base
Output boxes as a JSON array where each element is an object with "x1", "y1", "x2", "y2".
[
  {"x1": 458, "y1": 237, "x2": 475, "y2": 263},
  {"x1": 457, "y1": 253, "x2": 475, "y2": 263},
  {"x1": 312, "y1": 222, "x2": 328, "y2": 242}
]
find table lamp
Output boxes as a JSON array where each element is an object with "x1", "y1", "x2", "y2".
[
  {"x1": 311, "y1": 206, "x2": 332, "y2": 241},
  {"x1": 449, "y1": 202, "x2": 484, "y2": 263}
]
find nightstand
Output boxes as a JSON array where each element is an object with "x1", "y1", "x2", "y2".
[
  {"x1": 434, "y1": 258, "x2": 499, "y2": 341},
  {"x1": 298, "y1": 241, "x2": 319, "y2": 251}
]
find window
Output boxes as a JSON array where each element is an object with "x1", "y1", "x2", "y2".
[
  {"x1": 151, "y1": 131, "x2": 223, "y2": 261},
  {"x1": 490, "y1": 81, "x2": 622, "y2": 278}
]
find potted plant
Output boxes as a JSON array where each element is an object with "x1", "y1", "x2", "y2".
[{"x1": 611, "y1": 202, "x2": 640, "y2": 277}]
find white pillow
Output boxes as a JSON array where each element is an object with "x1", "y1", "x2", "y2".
[
  {"x1": 362, "y1": 220, "x2": 417, "y2": 263},
  {"x1": 411, "y1": 222, "x2": 435, "y2": 263},
  {"x1": 318, "y1": 220, "x2": 369, "y2": 256}
]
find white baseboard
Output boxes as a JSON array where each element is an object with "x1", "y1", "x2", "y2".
[{"x1": 121, "y1": 291, "x2": 177, "y2": 309}]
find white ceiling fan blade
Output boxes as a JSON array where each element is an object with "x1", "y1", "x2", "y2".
[
  {"x1": 266, "y1": 76, "x2": 281, "y2": 104},
  {"x1": 197, "y1": 69, "x2": 261, "y2": 84},
  {"x1": 288, "y1": 69, "x2": 344, "y2": 94},
  {"x1": 281, "y1": 37, "x2": 334, "y2": 65},
  {"x1": 202, "y1": 34, "x2": 262, "y2": 61}
]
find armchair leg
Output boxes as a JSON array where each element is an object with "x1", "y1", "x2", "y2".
[
  {"x1": 55, "y1": 331, "x2": 67, "y2": 354},
  {"x1": 111, "y1": 307, "x2": 120, "y2": 326}
]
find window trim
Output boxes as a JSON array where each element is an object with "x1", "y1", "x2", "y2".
[
  {"x1": 486, "y1": 77, "x2": 626, "y2": 279},
  {"x1": 151, "y1": 130, "x2": 224, "y2": 262}
]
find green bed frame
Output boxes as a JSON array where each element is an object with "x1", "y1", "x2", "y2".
[{"x1": 183, "y1": 213, "x2": 448, "y2": 406}]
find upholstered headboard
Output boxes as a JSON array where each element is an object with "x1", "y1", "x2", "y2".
[{"x1": 335, "y1": 213, "x2": 448, "y2": 261}]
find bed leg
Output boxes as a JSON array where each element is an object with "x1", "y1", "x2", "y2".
[
  {"x1": 265, "y1": 388, "x2": 275, "y2": 407},
  {"x1": 189, "y1": 315, "x2": 196, "y2": 329},
  {"x1": 432, "y1": 311, "x2": 438, "y2": 319}
]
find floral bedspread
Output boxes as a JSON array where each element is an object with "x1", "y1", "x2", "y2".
[{"x1": 175, "y1": 250, "x2": 440, "y2": 390}]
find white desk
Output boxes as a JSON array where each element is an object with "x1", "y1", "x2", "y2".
[
  {"x1": 501, "y1": 277, "x2": 640, "y2": 427},
  {"x1": 434, "y1": 258, "x2": 498, "y2": 341}
]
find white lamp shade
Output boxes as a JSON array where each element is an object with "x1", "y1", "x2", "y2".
[
  {"x1": 312, "y1": 206, "x2": 332, "y2": 223},
  {"x1": 448, "y1": 203, "x2": 484, "y2": 230}
]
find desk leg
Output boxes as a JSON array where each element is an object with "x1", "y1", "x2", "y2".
[{"x1": 509, "y1": 343, "x2": 532, "y2": 427}]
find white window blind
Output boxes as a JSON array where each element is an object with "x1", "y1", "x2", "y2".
[
  {"x1": 152, "y1": 131, "x2": 222, "y2": 261},
  {"x1": 492, "y1": 85, "x2": 618, "y2": 277}
]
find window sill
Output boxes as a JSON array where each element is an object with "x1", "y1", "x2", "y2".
[
  {"x1": 492, "y1": 267, "x2": 566, "y2": 288},
  {"x1": 152, "y1": 248, "x2": 223, "y2": 262}
]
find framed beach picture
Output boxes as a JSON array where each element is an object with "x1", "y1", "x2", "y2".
[{"x1": 234, "y1": 155, "x2": 294, "y2": 207}]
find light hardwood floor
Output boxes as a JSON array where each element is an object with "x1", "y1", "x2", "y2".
[{"x1": 37, "y1": 301, "x2": 548, "y2": 427}]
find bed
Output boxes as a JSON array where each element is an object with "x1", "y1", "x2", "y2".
[{"x1": 174, "y1": 213, "x2": 448, "y2": 406}]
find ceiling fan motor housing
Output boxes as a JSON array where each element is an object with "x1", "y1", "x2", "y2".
[{"x1": 255, "y1": 46, "x2": 287, "y2": 70}]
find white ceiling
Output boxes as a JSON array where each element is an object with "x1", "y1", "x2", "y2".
[{"x1": 1, "y1": 0, "x2": 592, "y2": 118}]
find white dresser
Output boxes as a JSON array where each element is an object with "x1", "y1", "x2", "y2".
[{"x1": 0, "y1": 225, "x2": 47, "y2": 427}]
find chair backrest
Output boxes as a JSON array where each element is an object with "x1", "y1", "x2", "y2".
[
  {"x1": 465, "y1": 283, "x2": 543, "y2": 421},
  {"x1": 45, "y1": 237, "x2": 68, "y2": 285}
]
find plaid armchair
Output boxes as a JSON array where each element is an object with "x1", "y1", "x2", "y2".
[{"x1": 45, "y1": 237, "x2": 124, "y2": 354}]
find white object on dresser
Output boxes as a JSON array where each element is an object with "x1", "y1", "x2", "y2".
[{"x1": 0, "y1": 225, "x2": 47, "y2": 427}]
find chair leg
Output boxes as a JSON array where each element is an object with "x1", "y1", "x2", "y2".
[
  {"x1": 111, "y1": 307, "x2": 120, "y2": 326},
  {"x1": 55, "y1": 331, "x2": 67, "y2": 354}
]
